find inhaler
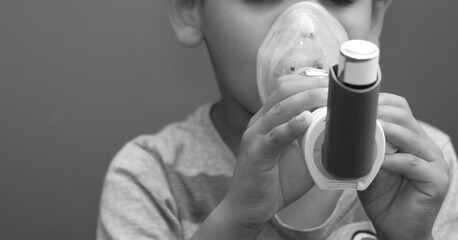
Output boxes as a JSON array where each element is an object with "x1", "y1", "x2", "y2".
[{"x1": 257, "y1": 2, "x2": 391, "y2": 191}]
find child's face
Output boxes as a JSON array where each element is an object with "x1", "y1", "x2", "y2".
[{"x1": 199, "y1": 0, "x2": 376, "y2": 114}]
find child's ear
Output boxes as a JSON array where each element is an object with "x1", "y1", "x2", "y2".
[
  {"x1": 168, "y1": 0, "x2": 203, "y2": 47},
  {"x1": 369, "y1": 0, "x2": 394, "y2": 45}
]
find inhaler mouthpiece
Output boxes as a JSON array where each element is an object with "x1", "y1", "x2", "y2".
[{"x1": 257, "y1": 2, "x2": 348, "y2": 103}]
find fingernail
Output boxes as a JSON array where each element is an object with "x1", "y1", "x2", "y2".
[
  {"x1": 296, "y1": 111, "x2": 311, "y2": 122},
  {"x1": 296, "y1": 112, "x2": 306, "y2": 121}
]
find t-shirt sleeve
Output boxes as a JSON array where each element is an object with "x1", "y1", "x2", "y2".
[
  {"x1": 433, "y1": 140, "x2": 458, "y2": 239},
  {"x1": 96, "y1": 141, "x2": 183, "y2": 240}
]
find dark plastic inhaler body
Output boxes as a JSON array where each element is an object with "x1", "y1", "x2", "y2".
[{"x1": 322, "y1": 40, "x2": 381, "y2": 179}]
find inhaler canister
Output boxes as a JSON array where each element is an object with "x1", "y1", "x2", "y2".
[
  {"x1": 323, "y1": 40, "x2": 381, "y2": 179},
  {"x1": 338, "y1": 40, "x2": 380, "y2": 86}
]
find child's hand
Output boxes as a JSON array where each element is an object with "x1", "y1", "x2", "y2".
[
  {"x1": 358, "y1": 93, "x2": 450, "y2": 240},
  {"x1": 223, "y1": 75, "x2": 328, "y2": 230}
]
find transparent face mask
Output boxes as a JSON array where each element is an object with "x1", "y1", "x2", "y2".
[{"x1": 257, "y1": 2, "x2": 348, "y2": 103}]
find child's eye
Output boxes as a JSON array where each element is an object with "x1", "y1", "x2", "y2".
[
  {"x1": 243, "y1": 0, "x2": 281, "y2": 5},
  {"x1": 242, "y1": 0, "x2": 287, "y2": 10},
  {"x1": 323, "y1": 0, "x2": 356, "y2": 6},
  {"x1": 245, "y1": 0, "x2": 356, "y2": 7}
]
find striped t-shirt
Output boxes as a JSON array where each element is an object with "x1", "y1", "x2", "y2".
[{"x1": 97, "y1": 104, "x2": 458, "y2": 240}]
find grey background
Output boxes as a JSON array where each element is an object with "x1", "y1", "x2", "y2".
[{"x1": 1, "y1": 0, "x2": 457, "y2": 239}]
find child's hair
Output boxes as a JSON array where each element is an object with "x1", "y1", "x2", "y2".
[
  {"x1": 186, "y1": 0, "x2": 205, "y2": 5},
  {"x1": 196, "y1": 0, "x2": 205, "y2": 7}
]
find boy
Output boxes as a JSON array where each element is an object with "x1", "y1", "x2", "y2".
[{"x1": 97, "y1": 0, "x2": 458, "y2": 239}]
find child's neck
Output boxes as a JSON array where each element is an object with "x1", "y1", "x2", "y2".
[{"x1": 210, "y1": 99, "x2": 252, "y2": 157}]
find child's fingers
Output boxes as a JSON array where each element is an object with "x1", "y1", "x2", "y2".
[
  {"x1": 378, "y1": 105, "x2": 442, "y2": 156},
  {"x1": 265, "y1": 111, "x2": 312, "y2": 148},
  {"x1": 261, "y1": 111, "x2": 312, "y2": 161},
  {"x1": 382, "y1": 153, "x2": 449, "y2": 199},
  {"x1": 378, "y1": 93, "x2": 413, "y2": 114},
  {"x1": 380, "y1": 120, "x2": 442, "y2": 163},
  {"x1": 255, "y1": 88, "x2": 327, "y2": 134},
  {"x1": 380, "y1": 120, "x2": 439, "y2": 162},
  {"x1": 261, "y1": 76, "x2": 328, "y2": 115},
  {"x1": 382, "y1": 153, "x2": 434, "y2": 182},
  {"x1": 242, "y1": 111, "x2": 312, "y2": 170},
  {"x1": 378, "y1": 105, "x2": 423, "y2": 134}
]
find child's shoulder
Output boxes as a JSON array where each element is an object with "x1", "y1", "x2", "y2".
[
  {"x1": 419, "y1": 120, "x2": 452, "y2": 149},
  {"x1": 107, "y1": 103, "x2": 235, "y2": 178}
]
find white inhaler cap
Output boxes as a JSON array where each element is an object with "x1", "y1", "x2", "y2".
[
  {"x1": 256, "y1": 1, "x2": 348, "y2": 103},
  {"x1": 338, "y1": 40, "x2": 380, "y2": 86}
]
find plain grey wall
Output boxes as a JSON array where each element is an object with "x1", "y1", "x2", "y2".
[{"x1": 1, "y1": 0, "x2": 456, "y2": 239}]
